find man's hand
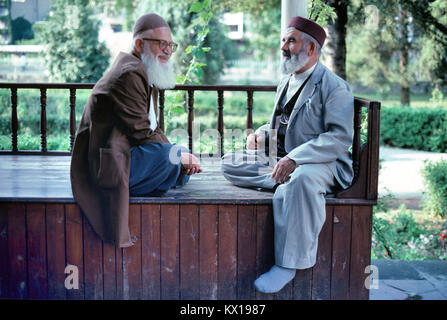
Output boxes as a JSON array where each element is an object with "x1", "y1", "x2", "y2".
[
  {"x1": 246, "y1": 133, "x2": 264, "y2": 150},
  {"x1": 271, "y1": 156, "x2": 296, "y2": 184},
  {"x1": 181, "y1": 152, "x2": 203, "y2": 175}
]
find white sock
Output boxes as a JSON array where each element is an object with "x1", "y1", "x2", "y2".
[{"x1": 254, "y1": 265, "x2": 296, "y2": 293}]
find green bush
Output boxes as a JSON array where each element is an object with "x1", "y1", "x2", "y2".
[
  {"x1": 0, "y1": 88, "x2": 90, "y2": 118},
  {"x1": 0, "y1": 133, "x2": 70, "y2": 151},
  {"x1": 380, "y1": 106, "x2": 447, "y2": 152},
  {"x1": 422, "y1": 160, "x2": 447, "y2": 218},
  {"x1": 372, "y1": 204, "x2": 447, "y2": 260}
]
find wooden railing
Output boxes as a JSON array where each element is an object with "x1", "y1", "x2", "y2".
[
  {"x1": 0, "y1": 83, "x2": 275, "y2": 155},
  {"x1": 0, "y1": 83, "x2": 380, "y2": 197},
  {"x1": 0, "y1": 83, "x2": 94, "y2": 155}
]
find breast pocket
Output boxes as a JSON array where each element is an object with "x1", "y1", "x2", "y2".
[
  {"x1": 301, "y1": 101, "x2": 324, "y2": 135},
  {"x1": 96, "y1": 148, "x2": 126, "y2": 188}
]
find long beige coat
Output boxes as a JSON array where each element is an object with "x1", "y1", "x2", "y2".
[{"x1": 70, "y1": 52, "x2": 169, "y2": 247}]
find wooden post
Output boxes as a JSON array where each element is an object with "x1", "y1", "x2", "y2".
[
  {"x1": 352, "y1": 100, "x2": 363, "y2": 181},
  {"x1": 246, "y1": 90, "x2": 254, "y2": 131},
  {"x1": 69, "y1": 88, "x2": 76, "y2": 153},
  {"x1": 281, "y1": 0, "x2": 308, "y2": 33},
  {"x1": 217, "y1": 90, "x2": 224, "y2": 157},
  {"x1": 40, "y1": 88, "x2": 47, "y2": 153},
  {"x1": 367, "y1": 101, "x2": 381, "y2": 200},
  {"x1": 11, "y1": 88, "x2": 18, "y2": 152}
]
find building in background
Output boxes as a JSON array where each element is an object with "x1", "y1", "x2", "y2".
[
  {"x1": 0, "y1": 0, "x2": 51, "y2": 44},
  {"x1": 220, "y1": 11, "x2": 279, "y2": 85},
  {"x1": 222, "y1": 12, "x2": 244, "y2": 40},
  {"x1": 0, "y1": 0, "x2": 50, "y2": 81},
  {"x1": 97, "y1": 14, "x2": 132, "y2": 62},
  {"x1": 10, "y1": 0, "x2": 50, "y2": 24}
]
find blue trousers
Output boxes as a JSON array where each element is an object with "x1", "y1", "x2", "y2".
[{"x1": 129, "y1": 142, "x2": 190, "y2": 196}]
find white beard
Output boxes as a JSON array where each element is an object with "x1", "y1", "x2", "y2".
[
  {"x1": 280, "y1": 48, "x2": 309, "y2": 75},
  {"x1": 141, "y1": 50, "x2": 176, "y2": 89}
]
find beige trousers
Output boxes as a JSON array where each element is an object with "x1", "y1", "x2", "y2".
[{"x1": 221, "y1": 150, "x2": 336, "y2": 269}]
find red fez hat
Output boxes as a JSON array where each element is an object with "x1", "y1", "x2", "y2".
[
  {"x1": 288, "y1": 16, "x2": 326, "y2": 47},
  {"x1": 133, "y1": 13, "x2": 169, "y2": 37}
]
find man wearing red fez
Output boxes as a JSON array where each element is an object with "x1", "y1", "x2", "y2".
[
  {"x1": 71, "y1": 13, "x2": 202, "y2": 247},
  {"x1": 222, "y1": 16, "x2": 354, "y2": 293}
]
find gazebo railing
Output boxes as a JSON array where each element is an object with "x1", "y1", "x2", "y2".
[{"x1": 0, "y1": 82, "x2": 376, "y2": 188}]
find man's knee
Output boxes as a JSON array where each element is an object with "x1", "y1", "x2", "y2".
[
  {"x1": 284, "y1": 164, "x2": 331, "y2": 192},
  {"x1": 289, "y1": 165, "x2": 315, "y2": 187}
]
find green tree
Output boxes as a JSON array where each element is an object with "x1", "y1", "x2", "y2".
[
  {"x1": 40, "y1": 0, "x2": 110, "y2": 82},
  {"x1": 347, "y1": 0, "x2": 447, "y2": 105},
  {"x1": 400, "y1": 0, "x2": 447, "y2": 89},
  {"x1": 11, "y1": 17, "x2": 34, "y2": 43},
  {"x1": 346, "y1": 1, "x2": 419, "y2": 105},
  {"x1": 243, "y1": 2, "x2": 281, "y2": 63}
]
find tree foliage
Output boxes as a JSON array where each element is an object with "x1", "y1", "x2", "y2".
[
  {"x1": 11, "y1": 17, "x2": 34, "y2": 44},
  {"x1": 347, "y1": 0, "x2": 447, "y2": 102},
  {"x1": 308, "y1": 0, "x2": 337, "y2": 26},
  {"x1": 347, "y1": 1, "x2": 402, "y2": 97},
  {"x1": 214, "y1": 0, "x2": 279, "y2": 17},
  {"x1": 401, "y1": 0, "x2": 447, "y2": 88},
  {"x1": 40, "y1": 0, "x2": 110, "y2": 82},
  {"x1": 217, "y1": 0, "x2": 335, "y2": 67}
]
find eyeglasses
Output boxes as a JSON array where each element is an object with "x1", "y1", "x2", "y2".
[{"x1": 142, "y1": 38, "x2": 178, "y2": 52}]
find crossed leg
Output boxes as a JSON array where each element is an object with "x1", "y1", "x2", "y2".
[{"x1": 222, "y1": 154, "x2": 336, "y2": 293}]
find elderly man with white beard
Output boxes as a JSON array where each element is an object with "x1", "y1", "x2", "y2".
[
  {"x1": 221, "y1": 16, "x2": 354, "y2": 293},
  {"x1": 71, "y1": 13, "x2": 201, "y2": 248}
]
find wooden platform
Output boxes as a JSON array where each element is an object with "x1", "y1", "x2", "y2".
[
  {"x1": 0, "y1": 155, "x2": 372, "y2": 300},
  {"x1": 0, "y1": 155, "x2": 274, "y2": 203}
]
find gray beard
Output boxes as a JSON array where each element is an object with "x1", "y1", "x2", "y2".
[
  {"x1": 141, "y1": 51, "x2": 176, "y2": 90},
  {"x1": 280, "y1": 49, "x2": 309, "y2": 75}
]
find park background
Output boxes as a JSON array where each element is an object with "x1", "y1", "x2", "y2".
[{"x1": 0, "y1": 0, "x2": 446, "y2": 265}]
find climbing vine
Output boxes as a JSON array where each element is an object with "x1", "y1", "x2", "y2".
[{"x1": 165, "y1": 0, "x2": 213, "y2": 118}]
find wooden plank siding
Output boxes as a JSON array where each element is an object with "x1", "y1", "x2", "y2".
[
  {"x1": 0, "y1": 202, "x2": 372, "y2": 300},
  {"x1": 179, "y1": 204, "x2": 200, "y2": 299},
  {"x1": 0, "y1": 203, "x2": 8, "y2": 298},
  {"x1": 7, "y1": 203, "x2": 27, "y2": 299},
  {"x1": 198, "y1": 205, "x2": 218, "y2": 300},
  {"x1": 141, "y1": 204, "x2": 161, "y2": 300},
  {"x1": 46, "y1": 204, "x2": 66, "y2": 299}
]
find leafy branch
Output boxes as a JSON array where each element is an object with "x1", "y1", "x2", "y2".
[
  {"x1": 179, "y1": 0, "x2": 213, "y2": 84},
  {"x1": 308, "y1": 0, "x2": 337, "y2": 26},
  {"x1": 165, "y1": 0, "x2": 213, "y2": 120}
]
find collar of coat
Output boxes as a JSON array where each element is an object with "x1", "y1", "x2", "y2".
[{"x1": 272, "y1": 61, "x2": 328, "y2": 126}]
